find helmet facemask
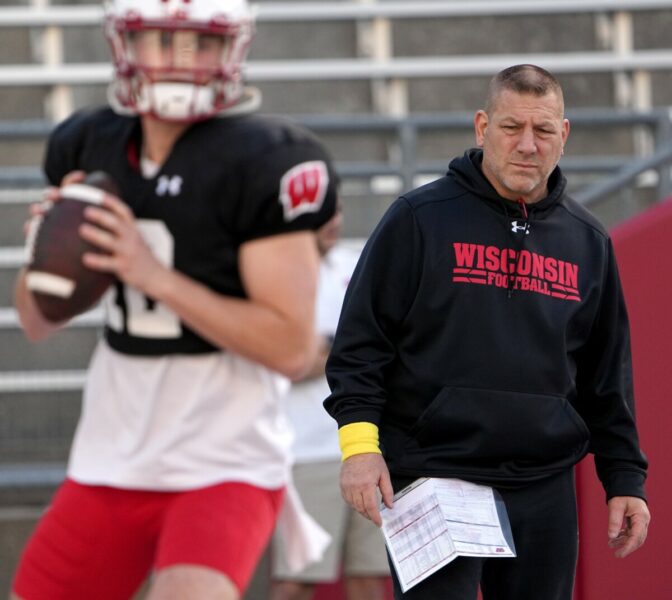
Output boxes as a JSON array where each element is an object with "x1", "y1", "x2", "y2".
[{"x1": 104, "y1": 2, "x2": 255, "y2": 122}]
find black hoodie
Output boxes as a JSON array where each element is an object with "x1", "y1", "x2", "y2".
[{"x1": 325, "y1": 149, "x2": 647, "y2": 501}]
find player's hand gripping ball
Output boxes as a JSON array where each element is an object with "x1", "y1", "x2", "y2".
[{"x1": 25, "y1": 171, "x2": 118, "y2": 322}]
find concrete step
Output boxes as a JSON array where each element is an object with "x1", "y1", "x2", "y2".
[
  {"x1": 0, "y1": 251, "x2": 21, "y2": 307},
  {"x1": 588, "y1": 184, "x2": 661, "y2": 228},
  {"x1": 0, "y1": 269, "x2": 18, "y2": 308},
  {"x1": 0, "y1": 205, "x2": 30, "y2": 248},
  {"x1": 0, "y1": 87, "x2": 49, "y2": 121},
  {"x1": 341, "y1": 192, "x2": 397, "y2": 238},
  {"x1": 0, "y1": 325, "x2": 99, "y2": 371},
  {"x1": 392, "y1": 14, "x2": 598, "y2": 57},
  {"x1": 0, "y1": 389, "x2": 81, "y2": 463},
  {"x1": 0, "y1": 139, "x2": 47, "y2": 171}
]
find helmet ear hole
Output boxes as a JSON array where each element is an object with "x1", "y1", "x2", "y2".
[{"x1": 104, "y1": 0, "x2": 255, "y2": 121}]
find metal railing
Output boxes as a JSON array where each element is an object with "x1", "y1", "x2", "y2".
[
  {"x1": 0, "y1": 463, "x2": 66, "y2": 488},
  {"x1": 2, "y1": 50, "x2": 672, "y2": 87},
  {"x1": 575, "y1": 143, "x2": 672, "y2": 205},
  {"x1": 2, "y1": 0, "x2": 672, "y2": 26},
  {"x1": 0, "y1": 108, "x2": 670, "y2": 192}
]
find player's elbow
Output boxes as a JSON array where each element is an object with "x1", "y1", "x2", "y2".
[
  {"x1": 275, "y1": 333, "x2": 318, "y2": 381},
  {"x1": 22, "y1": 326, "x2": 46, "y2": 343},
  {"x1": 277, "y1": 349, "x2": 313, "y2": 381},
  {"x1": 14, "y1": 271, "x2": 60, "y2": 342},
  {"x1": 16, "y1": 300, "x2": 61, "y2": 342},
  {"x1": 19, "y1": 313, "x2": 59, "y2": 342}
]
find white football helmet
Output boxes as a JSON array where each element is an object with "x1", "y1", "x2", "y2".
[{"x1": 104, "y1": 0, "x2": 257, "y2": 121}]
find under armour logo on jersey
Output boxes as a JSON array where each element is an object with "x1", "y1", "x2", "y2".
[
  {"x1": 279, "y1": 161, "x2": 329, "y2": 221},
  {"x1": 156, "y1": 175, "x2": 183, "y2": 197},
  {"x1": 511, "y1": 220, "x2": 530, "y2": 235}
]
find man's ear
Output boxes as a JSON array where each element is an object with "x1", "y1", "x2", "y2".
[
  {"x1": 562, "y1": 118, "x2": 570, "y2": 146},
  {"x1": 474, "y1": 110, "x2": 488, "y2": 147}
]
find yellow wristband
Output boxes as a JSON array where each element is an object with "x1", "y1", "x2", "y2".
[{"x1": 338, "y1": 422, "x2": 382, "y2": 461}]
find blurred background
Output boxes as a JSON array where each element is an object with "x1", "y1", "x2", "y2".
[{"x1": 0, "y1": 1, "x2": 671, "y2": 598}]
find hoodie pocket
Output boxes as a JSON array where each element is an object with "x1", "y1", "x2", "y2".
[{"x1": 406, "y1": 386, "x2": 590, "y2": 461}]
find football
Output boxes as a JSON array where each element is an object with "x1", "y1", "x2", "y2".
[{"x1": 25, "y1": 171, "x2": 119, "y2": 323}]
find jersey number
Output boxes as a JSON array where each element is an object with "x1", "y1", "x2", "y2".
[{"x1": 103, "y1": 220, "x2": 181, "y2": 338}]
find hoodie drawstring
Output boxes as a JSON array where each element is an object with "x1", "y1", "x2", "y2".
[{"x1": 517, "y1": 197, "x2": 528, "y2": 220}]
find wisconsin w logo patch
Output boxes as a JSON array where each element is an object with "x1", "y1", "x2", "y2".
[{"x1": 279, "y1": 161, "x2": 329, "y2": 221}]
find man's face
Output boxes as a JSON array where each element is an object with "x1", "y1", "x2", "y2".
[
  {"x1": 474, "y1": 89, "x2": 570, "y2": 203},
  {"x1": 128, "y1": 30, "x2": 227, "y2": 81}
]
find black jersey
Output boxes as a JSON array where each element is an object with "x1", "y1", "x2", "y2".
[{"x1": 44, "y1": 107, "x2": 338, "y2": 355}]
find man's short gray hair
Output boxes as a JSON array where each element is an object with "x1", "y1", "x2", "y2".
[{"x1": 485, "y1": 64, "x2": 564, "y2": 114}]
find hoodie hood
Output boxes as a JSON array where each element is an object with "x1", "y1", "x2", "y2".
[{"x1": 447, "y1": 148, "x2": 567, "y2": 220}]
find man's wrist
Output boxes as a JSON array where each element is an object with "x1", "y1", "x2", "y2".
[{"x1": 338, "y1": 422, "x2": 381, "y2": 461}]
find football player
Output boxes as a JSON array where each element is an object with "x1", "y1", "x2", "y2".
[{"x1": 12, "y1": 1, "x2": 337, "y2": 599}]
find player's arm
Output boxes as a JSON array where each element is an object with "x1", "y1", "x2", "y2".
[
  {"x1": 146, "y1": 229, "x2": 321, "y2": 380},
  {"x1": 324, "y1": 199, "x2": 422, "y2": 522},
  {"x1": 166, "y1": 229, "x2": 321, "y2": 379},
  {"x1": 80, "y1": 192, "x2": 321, "y2": 378},
  {"x1": 14, "y1": 192, "x2": 63, "y2": 341},
  {"x1": 14, "y1": 172, "x2": 87, "y2": 342},
  {"x1": 13, "y1": 268, "x2": 64, "y2": 341},
  {"x1": 339, "y1": 427, "x2": 394, "y2": 527},
  {"x1": 294, "y1": 335, "x2": 331, "y2": 382},
  {"x1": 144, "y1": 231, "x2": 319, "y2": 379}
]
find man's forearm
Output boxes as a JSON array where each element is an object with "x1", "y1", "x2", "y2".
[
  {"x1": 14, "y1": 268, "x2": 63, "y2": 342},
  {"x1": 148, "y1": 266, "x2": 317, "y2": 379}
]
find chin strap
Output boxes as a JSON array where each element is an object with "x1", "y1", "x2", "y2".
[{"x1": 107, "y1": 80, "x2": 262, "y2": 121}]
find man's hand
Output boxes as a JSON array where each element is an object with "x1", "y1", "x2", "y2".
[
  {"x1": 340, "y1": 453, "x2": 394, "y2": 527},
  {"x1": 607, "y1": 496, "x2": 650, "y2": 558},
  {"x1": 15, "y1": 171, "x2": 89, "y2": 342},
  {"x1": 23, "y1": 171, "x2": 87, "y2": 237},
  {"x1": 79, "y1": 192, "x2": 166, "y2": 295}
]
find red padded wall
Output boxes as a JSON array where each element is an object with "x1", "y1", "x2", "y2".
[
  {"x1": 313, "y1": 578, "x2": 394, "y2": 600},
  {"x1": 574, "y1": 198, "x2": 672, "y2": 600}
]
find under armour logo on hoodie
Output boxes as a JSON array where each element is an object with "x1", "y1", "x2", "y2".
[
  {"x1": 511, "y1": 220, "x2": 530, "y2": 235},
  {"x1": 156, "y1": 175, "x2": 183, "y2": 197}
]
